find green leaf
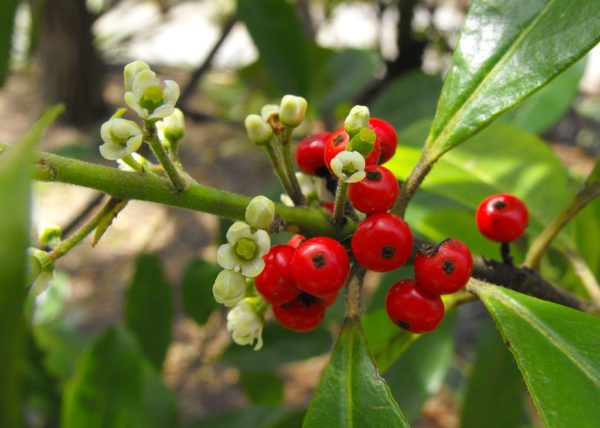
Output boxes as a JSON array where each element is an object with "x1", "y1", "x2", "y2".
[
  {"x1": 303, "y1": 319, "x2": 409, "y2": 428},
  {"x1": 426, "y1": 0, "x2": 600, "y2": 155},
  {"x1": 471, "y1": 280, "x2": 600, "y2": 428},
  {"x1": 500, "y1": 58, "x2": 586, "y2": 134},
  {"x1": 62, "y1": 327, "x2": 177, "y2": 428},
  {"x1": 125, "y1": 253, "x2": 174, "y2": 370},
  {"x1": 181, "y1": 258, "x2": 221, "y2": 326},
  {"x1": 386, "y1": 313, "x2": 456, "y2": 421},
  {"x1": 0, "y1": 106, "x2": 61, "y2": 427},
  {"x1": 220, "y1": 323, "x2": 331, "y2": 371},
  {"x1": 0, "y1": 0, "x2": 17, "y2": 86},
  {"x1": 237, "y1": 0, "x2": 311, "y2": 96},
  {"x1": 460, "y1": 319, "x2": 526, "y2": 428},
  {"x1": 240, "y1": 371, "x2": 284, "y2": 405},
  {"x1": 370, "y1": 71, "x2": 443, "y2": 130}
]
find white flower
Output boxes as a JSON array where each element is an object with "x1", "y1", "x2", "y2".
[
  {"x1": 99, "y1": 118, "x2": 143, "y2": 160},
  {"x1": 279, "y1": 95, "x2": 307, "y2": 127},
  {"x1": 156, "y1": 108, "x2": 185, "y2": 144},
  {"x1": 217, "y1": 222, "x2": 270, "y2": 277},
  {"x1": 261, "y1": 104, "x2": 279, "y2": 122},
  {"x1": 244, "y1": 114, "x2": 273, "y2": 145},
  {"x1": 227, "y1": 299, "x2": 264, "y2": 350},
  {"x1": 124, "y1": 66, "x2": 180, "y2": 121},
  {"x1": 344, "y1": 105, "x2": 370, "y2": 136},
  {"x1": 124, "y1": 60, "x2": 150, "y2": 92},
  {"x1": 330, "y1": 151, "x2": 366, "y2": 183},
  {"x1": 245, "y1": 195, "x2": 275, "y2": 230},
  {"x1": 212, "y1": 270, "x2": 246, "y2": 307}
]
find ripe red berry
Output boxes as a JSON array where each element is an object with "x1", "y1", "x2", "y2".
[
  {"x1": 255, "y1": 245, "x2": 301, "y2": 305},
  {"x1": 272, "y1": 293, "x2": 326, "y2": 332},
  {"x1": 320, "y1": 201, "x2": 334, "y2": 213},
  {"x1": 476, "y1": 194, "x2": 529, "y2": 242},
  {"x1": 287, "y1": 234, "x2": 306, "y2": 249},
  {"x1": 369, "y1": 118, "x2": 397, "y2": 164},
  {"x1": 323, "y1": 127, "x2": 381, "y2": 172},
  {"x1": 351, "y1": 213, "x2": 413, "y2": 272},
  {"x1": 319, "y1": 292, "x2": 339, "y2": 307},
  {"x1": 414, "y1": 239, "x2": 473, "y2": 295},
  {"x1": 348, "y1": 165, "x2": 399, "y2": 215},
  {"x1": 386, "y1": 279, "x2": 444, "y2": 333},
  {"x1": 295, "y1": 132, "x2": 330, "y2": 176},
  {"x1": 292, "y1": 237, "x2": 350, "y2": 296}
]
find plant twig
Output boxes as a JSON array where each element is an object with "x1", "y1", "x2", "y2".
[
  {"x1": 333, "y1": 181, "x2": 348, "y2": 225},
  {"x1": 61, "y1": 192, "x2": 105, "y2": 237},
  {"x1": 145, "y1": 126, "x2": 188, "y2": 192},
  {"x1": 501, "y1": 242, "x2": 513, "y2": 265},
  {"x1": 523, "y1": 179, "x2": 600, "y2": 269},
  {"x1": 279, "y1": 128, "x2": 305, "y2": 206},
  {"x1": 392, "y1": 149, "x2": 434, "y2": 217},
  {"x1": 345, "y1": 264, "x2": 367, "y2": 321}
]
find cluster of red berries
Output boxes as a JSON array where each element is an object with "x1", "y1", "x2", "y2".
[{"x1": 255, "y1": 237, "x2": 349, "y2": 332}]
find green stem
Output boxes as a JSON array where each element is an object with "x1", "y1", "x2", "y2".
[
  {"x1": 31, "y1": 149, "x2": 355, "y2": 239},
  {"x1": 392, "y1": 148, "x2": 435, "y2": 218},
  {"x1": 43, "y1": 197, "x2": 123, "y2": 268},
  {"x1": 265, "y1": 141, "x2": 296, "y2": 202},
  {"x1": 121, "y1": 154, "x2": 144, "y2": 172},
  {"x1": 280, "y1": 142, "x2": 305, "y2": 206},
  {"x1": 523, "y1": 181, "x2": 600, "y2": 270},
  {"x1": 145, "y1": 126, "x2": 188, "y2": 193},
  {"x1": 333, "y1": 180, "x2": 348, "y2": 225}
]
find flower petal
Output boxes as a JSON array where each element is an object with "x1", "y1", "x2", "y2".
[
  {"x1": 253, "y1": 230, "x2": 271, "y2": 255},
  {"x1": 217, "y1": 244, "x2": 238, "y2": 271},
  {"x1": 240, "y1": 258, "x2": 265, "y2": 278},
  {"x1": 132, "y1": 69, "x2": 159, "y2": 97},
  {"x1": 226, "y1": 222, "x2": 253, "y2": 244},
  {"x1": 99, "y1": 142, "x2": 127, "y2": 161},
  {"x1": 162, "y1": 80, "x2": 180, "y2": 105},
  {"x1": 148, "y1": 104, "x2": 174, "y2": 120}
]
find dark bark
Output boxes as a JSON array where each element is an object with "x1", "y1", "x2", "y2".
[{"x1": 37, "y1": 0, "x2": 105, "y2": 125}]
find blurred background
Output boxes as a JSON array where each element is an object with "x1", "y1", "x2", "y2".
[{"x1": 2, "y1": 0, "x2": 600, "y2": 426}]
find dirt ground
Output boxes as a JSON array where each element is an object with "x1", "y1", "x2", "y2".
[{"x1": 1, "y1": 67, "x2": 597, "y2": 426}]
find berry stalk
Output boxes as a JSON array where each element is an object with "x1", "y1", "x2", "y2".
[
  {"x1": 145, "y1": 125, "x2": 188, "y2": 192},
  {"x1": 333, "y1": 180, "x2": 348, "y2": 225}
]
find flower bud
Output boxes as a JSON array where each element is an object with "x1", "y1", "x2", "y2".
[
  {"x1": 344, "y1": 105, "x2": 370, "y2": 136},
  {"x1": 124, "y1": 60, "x2": 150, "y2": 92},
  {"x1": 123, "y1": 64, "x2": 180, "y2": 121},
  {"x1": 99, "y1": 117, "x2": 143, "y2": 161},
  {"x1": 213, "y1": 270, "x2": 246, "y2": 307},
  {"x1": 279, "y1": 95, "x2": 307, "y2": 127},
  {"x1": 261, "y1": 104, "x2": 280, "y2": 122},
  {"x1": 245, "y1": 195, "x2": 275, "y2": 230},
  {"x1": 245, "y1": 114, "x2": 273, "y2": 145},
  {"x1": 38, "y1": 223, "x2": 62, "y2": 249},
  {"x1": 330, "y1": 151, "x2": 366, "y2": 183},
  {"x1": 157, "y1": 108, "x2": 185, "y2": 144},
  {"x1": 227, "y1": 298, "x2": 264, "y2": 350}
]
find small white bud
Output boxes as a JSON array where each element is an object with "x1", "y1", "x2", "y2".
[
  {"x1": 279, "y1": 95, "x2": 307, "y2": 127},
  {"x1": 213, "y1": 270, "x2": 246, "y2": 307},
  {"x1": 99, "y1": 117, "x2": 143, "y2": 161},
  {"x1": 330, "y1": 151, "x2": 366, "y2": 183},
  {"x1": 344, "y1": 105, "x2": 370, "y2": 136},
  {"x1": 156, "y1": 108, "x2": 185, "y2": 143},
  {"x1": 261, "y1": 104, "x2": 280, "y2": 122},
  {"x1": 245, "y1": 195, "x2": 275, "y2": 230},
  {"x1": 227, "y1": 298, "x2": 264, "y2": 350},
  {"x1": 245, "y1": 114, "x2": 273, "y2": 145},
  {"x1": 38, "y1": 223, "x2": 62, "y2": 249}
]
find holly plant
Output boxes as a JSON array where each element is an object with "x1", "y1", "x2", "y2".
[{"x1": 2, "y1": 0, "x2": 600, "y2": 427}]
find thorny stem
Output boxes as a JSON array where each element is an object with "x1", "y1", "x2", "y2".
[
  {"x1": 392, "y1": 149, "x2": 434, "y2": 217},
  {"x1": 523, "y1": 180, "x2": 600, "y2": 270},
  {"x1": 333, "y1": 180, "x2": 348, "y2": 225},
  {"x1": 42, "y1": 197, "x2": 124, "y2": 269},
  {"x1": 345, "y1": 264, "x2": 367, "y2": 320},
  {"x1": 145, "y1": 125, "x2": 188, "y2": 193}
]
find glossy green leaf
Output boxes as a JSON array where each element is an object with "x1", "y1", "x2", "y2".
[
  {"x1": 370, "y1": 71, "x2": 443, "y2": 130},
  {"x1": 0, "y1": 0, "x2": 17, "y2": 85},
  {"x1": 471, "y1": 280, "x2": 600, "y2": 427},
  {"x1": 426, "y1": 0, "x2": 600, "y2": 155},
  {"x1": 386, "y1": 313, "x2": 456, "y2": 421},
  {"x1": 220, "y1": 323, "x2": 331, "y2": 371},
  {"x1": 303, "y1": 319, "x2": 409, "y2": 428},
  {"x1": 240, "y1": 371, "x2": 284, "y2": 405},
  {"x1": 500, "y1": 59, "x2": 586, "y2": 134},
  {"x1": 125, "y1": 253, "x2": 174, "y2": 370},
  {"x1": 0, "y1": 106, "x2": 61, "y2": 427},
  {"x1": 237, "y1": 0, "x2": 311, "y2": 96},
  {"x1": 181, "y1": 258, "x2": 220, "y2": 326},
  {"x1": 62, "y1": 327, "x2": 177, "y2": 428},
  {"x1": 460, "y1": 319, "x2": 526, "y2": 428}
]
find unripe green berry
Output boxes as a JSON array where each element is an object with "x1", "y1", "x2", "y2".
[
  {"x1": 344, "y1": 105, "x2": 370, "y2": 137},
  {"x1": 279, "y1": 95, "x2": 307, "y2": 127},
  {"x1": 245, "y1": 114, "x2": 273, "y2": 145}
]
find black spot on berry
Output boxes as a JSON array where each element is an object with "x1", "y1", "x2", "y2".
[
  {"x1": 366, "y1": 171, "x2": 382, "y2": 181},
  {"x1": 312, "y1": 253, "x2": 326, "y2": 268},
  {"x1": 442, "y1": 259, "x2": 456, "y2": 275},
  {"x1": 381, "y1": 246, "x2": 396, "y2": 259},
  {"x1": 299, "y1": 292, "x2": 319, "y2": 306},
  {"x1": 493, "y1": 201, "x2": 507, "y2": 209},
  {"x1": 397, "y1": 320, "x2": 410, "y2": 330},
  {"x1": 333, "y1": 135, "x2": 345, "y2": 146}
]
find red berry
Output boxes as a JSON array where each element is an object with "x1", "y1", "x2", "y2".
[
  {"x1": 272, "y1": 293, "x2": 325, "y2": 332},
  {"x1": 386, "y1": 279, "x2": 444, "y2": 333},
  {"x1": 351, "y1": 213, "x2": 413, "y2": 272},
  {"x1": 476, "y1": 194, "x2": 529, "y2": 242},
  {"x1": 295, "y1": 132, "x2": 330, "y2": 176},
  {"x1": 414, "y1": 239, "x2": 473, "y2": 295},
  {"x1": 255, "y1": 245, "x2": 301, "y2": 305},
  {"x1": 319, "y1": 292, "x2": 339, "y2": 307},
  {"x1": 369, "y1": 118, "x2": 397, "y2": 164},
  {"x1": 323, "y1": 127, "x2": 381, "y2": 172},
  {"x1": 348, "y1": 165, "x2": 399, "y2": 215},
  {"x1": 287, "y1": 234, "x2": 306, "y2": 249},
  {"x1": 320, "y1": 201, "x2": 334, "y2": 213},
  {"x1": 292, "y1": 237, "x2": 350, "y2": 296}
]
